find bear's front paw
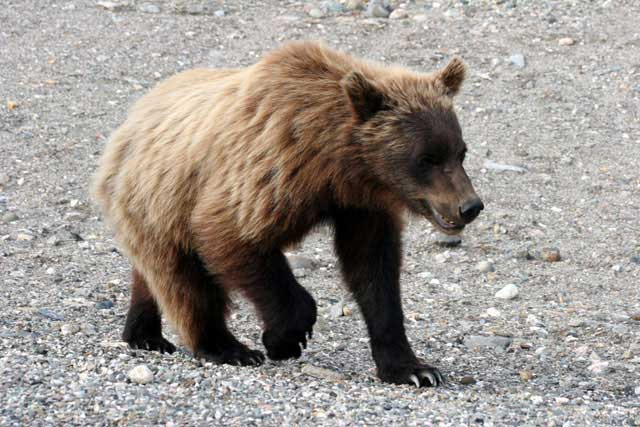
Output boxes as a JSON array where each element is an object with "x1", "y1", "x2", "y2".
[
  {"x1": 195, "y1": 345, "x2": 265, "y2": 367},
  {"x1": 262, "y1": 327, "x2": 313, "y2": 360},
  {"x1": 378, "y1": 362, "x2": 445, "y2": 388}
]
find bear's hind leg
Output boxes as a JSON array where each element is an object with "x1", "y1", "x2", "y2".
[{"x1": 122, "y1": 268, "x2": 176, "y2": 354}]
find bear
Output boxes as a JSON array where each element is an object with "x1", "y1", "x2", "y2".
[{"x1": 92, "y1": 41, "x2": 483, "y2": 387}]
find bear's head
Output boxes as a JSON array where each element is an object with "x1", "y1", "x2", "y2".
[{"x1": 342, "y1": 57, "x2": 483, "y2": 235}]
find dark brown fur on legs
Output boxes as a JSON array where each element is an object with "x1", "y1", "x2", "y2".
[
  {"x1": 334, "y1": 208, "x2": 444, "y2": 387},
  {"x1": 122, "y1": 269, "x2": 176, "y2": 354},
  {"x1": 193, "y1": 239, "x2": 317, "y2": 361}
]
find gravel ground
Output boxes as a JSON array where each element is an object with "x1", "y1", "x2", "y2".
[{"x1": 2, "y1": 0, "x2": 640, "y2": 425}]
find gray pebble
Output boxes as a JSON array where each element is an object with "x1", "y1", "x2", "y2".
[
  {"x1": 301, "y1": 364, "x2": 344, "y2": 381},
  {"x1": 476, "y1": 261, "x2": 495, "y2": 273},
  {"x1": 138, "y1": 3, "x2": 160, "y2": 14},
  {"x1": 38, "y1": 308, "x2": 64, "y2": 321},
  {"x1": 367, "y1": 0, "x2": 390, "y2": 18},
  {"x1": 308, "y1": 8, "x2": 325, "y2": 18},
  {"x1": 495, "y1": 284, "x2": 518, "y2": 300},
  {"x1": 1, "y1": 212, "x2": 18, "y2": 223},
  {"x1": 433, "y1": 233, "x2": 462, "y2": 247},
  {"x1": 287, "y1": 254, "x2": 317, "y2": 270},
  {"x1": 96, "y1": 300, "x2": 114, "y2": 309},
  {"x1": 509, "y1": 53, "x2": 526, "y2": 68},
  {"x1": 463, "y1": 335, "x2": 512, "y2": 351},
  {"x1": 0, "y1": 173, "x2": 10, "y2": 185}
]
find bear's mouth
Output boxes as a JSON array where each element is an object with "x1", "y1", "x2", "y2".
[{"x1": 421, "y1": 200, "x2": 465, "y2": 234}]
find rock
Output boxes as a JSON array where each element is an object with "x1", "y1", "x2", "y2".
[
  {"x1": 64, "y1": 211, "x2": 85, "y2": 221},
  {"x1": 540, "y1": 248, "x2": 561, "y2": 262},
  {"x1": 301, "y1": 364, "x2": 344, "y2": 381},
  {"x1": 389, "y1": 9, "x2": 408, "y2": 19},
  {"x1": 530, "y1": 395, "x2": 543, "y2": 405},
  {"x1": 61, "y1": 323, "x2": 80, "y2": 335},
  {"x1": 412, "y1": 14, "x2": 428, "y2": 22},
  {"x1": 128, "y1": 365, "x2": 154, "y2": 384},
  {"x1": 38, "y1": 308, "x2": 64, "y2": 321},
  {"x1": 434, "y1": 233, "x2": 462, "y2": 247},
  {"x1": 555, "y1": 397, "x2": 570, "y2": 405},
  {"x1": 96, "y1": 300, "x2": 114, "y2": 310},
  {"x1": 460, "y1": 375, "x2": 476, "y2": 385},
  {"x1": 495, "y1": 284, "x2": 518, "y2": 300},
  {"x1": 587, "y1": 360, "x2": 610, "y2": 375},
  {"x1": 463, "y1": 335, "x2": 512, "y2": 352},
  {"x1": 0, "y1": 173, "x2": 10, "y2": 185},
  {"x1": 443, "y1": 283, "x2": 463, "y2": 296},
  {"x1": 366, "y1": 0, "x2": 390, "y2": 18},
  {"x1": 344, "y1": 0, "x2": 364, "y2": 11},
  {"x1": 486, "y1": 307, "x2": 501, "y2": 317},
  {"x1": 635, "y1": 386, "x2": 640, "y2": 396},
  {"x1": 508, "y1": 53, "x2": 526, "y2": 68},
  {"x1": 16, "y1": 232, "x2": 34, "y2": 241},
  {"x1": 1, "y1": 212, "x2": 18, "y2": 223},
  {"x1": 484, "y1": 160, "x2": 527, "y2": 173},
  {"x1": 611, "y1": 264, "x2": 622, "y2": 272},
  {"x1": 138, "y1": 3, "x2": 160, "y2": 14},
  {"x1": 631, "y1": 313, "x2": 640, "y2": 321},
  {"x1": 308, "y1": 7, "x2": 325, "y2": 18},
  {"x1": 443, "y1": 8, "x2": 460, "y2": 18},
  {"x1": 630, "y1": 256, "x2": 640, "y2": 265},
  {"x1": 329, "y1": 301, "x2": 345, "y2": 319},
  {"x1": 416, "y1": 271, "x2": 432, "y2": 279},
  {"x1": 519, "y1": 370, "x2": 534, "y2": 381},
  {"x1": 476, "y1": 261, "x2": 495, "y2": 273},
  {"x1": 45, "y1": 267, "x2": 56, "y2": 275},
  {"x1": 568, "y1": 318, "x2": 586, "y2": 327},
  {"x1": 323, "y1": 1, "x2": 343, "y2": 13},
  {"x1": 558, "y1": 37, "x2": 576, "y2": 46},
  {"x1": 214, "y1": 9, "x2": 225, "y2": 17},
  {"x1": 574, "y1": 345, "x2": 590, "y2": 357},
  {"x1": 292, "y1": 268, "x2": 307, "y2": 278},
  {"x1": 287, "y1": 255, "x2": 317, "y2": 270},
  {"x1": 96, "y1": 1, "x2": 122, "y2": 11}
]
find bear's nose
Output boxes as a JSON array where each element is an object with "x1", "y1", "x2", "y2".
[{"x1": 459, "y1": 198, "x2": 484, "y2": 224}]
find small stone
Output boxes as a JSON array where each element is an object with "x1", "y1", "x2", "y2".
[
  {"x1": 97, "y1": 1, "x2": 121, "y2": 11},
  {"x1": 367, "y1": 0, "x2": 390, "y2": 18},
  {"x1": 61, "y1": 323, "x2": 80, "y2": 335},
  {"x1": 389, "y1": 9, "x2": 408, "y2": 19},
  {"x1": 558, "y1": 37, "x2": 576, "y2": 46},
  {"x1": 139, "y1": 3, "x2": 160, "y2": 13},
  {"x1": 555, "y1": 397, "x2": 569, "y2": 405},
  {"x1": 329, "y1": 302, "x2": 345, "y2": 319},
  {"x1": 631, "y1": 313, "x2": 640, "y2": 321},
  {"x1": 568, "y1": 318, "x2": 585, "y2": 327},
  {"x1": 443, "y1": 283, "x2": 463, "y2": 296},
  {"x1": 412, "y1": 14, "x2": 428, "y2": 22},
  {"x1": 38, "y1": 308, "x2": 64, "y2": 321},
  {"x1": 288, "y1": 255, "x2": 317, "y2": 270},
  {"x1": 7, "y1": 101, "x2": 19, "y2": 110},
  {"x1": 508, "y1": 53, "x2": 526, "y2": 68},
  {"x1": 484, "y1": 159, "x2": 527, "y2": 173},
  {"x1": 463, "y1": 335, "x2": 512, "y2": 352},
  {"x1": 443, "y1": 8, "x2": 460, "y2": 18},
  {"x1": 1, "y1": 212, "x2": 18, "y2": 223},
  {"x1": 65, "y1": 211, "x2": 85, "y2": 221},
  {"x1": 0, "y1": 173, "x2": 10, "y2": 185},
  {"x1": 635, "y1": 386, "x2": 640, "y2": 396},
  {"x1": 215, "y1": 410, "x2": 223, "y2": 420},
  {"x1": 530, "y1": 395, "x2": 543, "y2": 405},
  {"x1": 574, "y1": 345, "x2": 589, "y2": 357},
  {"x1": 128, "y1": 365, "x2": 154, "y2": 384},
  {"x1": 213, "y1": 9, "x2": 225, "y2": 17},
  {"x1": 16, "y1": 233, "x2": 34, "y2": 241},
  {"x1": 541, "y1": 248, "x2": 561, "y2": 262},
  {"x1": 434, "y1": 253, "x2": 448, "y2": 263},
  {"x1": 433, "y1": 233, "x2": 462, "y2": 247},
  {"x1": 476, "y1": 261, "x2": 495, "y2": 273},
  {"x1": 495, "y1": 284, "x2": 518, "y2": 300},
  {"x1": 342, "y1": 305, "x2": 352, "y2": 316},
  {"x1": 292, "y1": 268, "x2": 307, "y2": 278},
  {"x1": 587, "y1": 360, "x2": 610, "y2": 375},
  {"x1": 308, "y1": 8, "x2": 325, "y2": 18},
  {"x1": 301, "y1": 364, "x2": 344, "y2": 381},
  {"x1": 519, "y1": 370, "x2": 534, "y2": 381},
  {"x1": 486, "y1": 307, "x2": 501, "y2": 317},
  {"x1": 344, "y1": 0, "x2": 364, "y2": 10},
  {"x1": 460, "y1": 375, "x2": 476, "y2": 385},
  {"x1": 45, "y1": 267, "x2": 56, "y2": 275},
  {"x1": 416, "y1": 271, "x2": 432, "y2": 279},
  {"x1": 630, "y1": 256, "x2": 640, "y2": 265},
  {"x1": 96, "y1": 300, "x2": 114, "y2": 310},
  {"x1": 611, "y1": 264, "x2": 622, "y2": 272}
]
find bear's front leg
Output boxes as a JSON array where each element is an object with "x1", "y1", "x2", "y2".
[
  {"x1": 334, "y1": 208, "x2": 444, "y2": 387},
  {"x1": 195, "y1": 237, "x2": 317, "y2": 361}
]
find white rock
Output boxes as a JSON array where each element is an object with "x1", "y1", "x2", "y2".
[
  {"x1": 495, "y1": 284, "x2": 519, "y2": 300},
  {"x1": 61, "y1": 323, "x2": 80, "y2": 335},
  {"x1": 555, "y1": 397, "x2": 569, "y2": 405},
  {"x1": 412, "y1": 14, "x2": 428, "y2": 22},
  {"x1": 46, "y1": 267, "x2": 56, "y2": 275},
  {"x1": 389, "y1": 9, "x2": 408, "y2": 19},
  {"x1": 476, "y1": 261, "x2": 495, "y2": 273},
  {"x1": 635, "y1": 386, "x2": 640, "y2": 396},
  {"x1": 587, "y1": 360, "x2": 610, "y2": 375},
  {"x1": 486, "y1": 307, "x2": 501, "y2": 317},
  {"x1": 530, "y1": 395, "x2": 543, "y2": 405},
  {"x1": 558, "y1": 37, "x2": 575, "y2": 46},
  {"x1": 128, "y1": 365, "x2": 154, "y2": 384},
  {"x1": 574, "y1": 345, "x2": 589, "y2": 357},
  {"x1": 443, "y1": 283, "x2": 463, "y2": 296},
  {"x1": 417, "y1": 271, "x2": 432, "y2": 279}
]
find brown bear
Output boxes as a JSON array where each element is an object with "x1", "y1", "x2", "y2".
[{"x1": 92, "y1": 41, "x2": 483, "y2": 387}]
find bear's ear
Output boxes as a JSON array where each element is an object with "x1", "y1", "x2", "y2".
[
  {"x1": 341, "y1": 71, "x2": 386, "y2": 122},
  {"x1": 437, "y1": 57, "x2": 467, "y2": 97}
]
